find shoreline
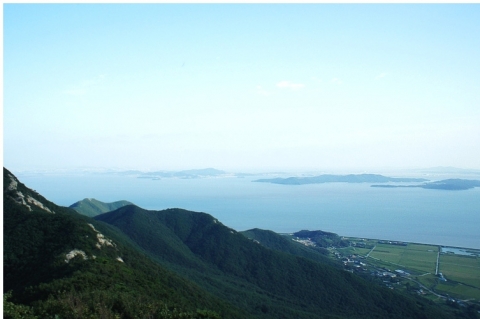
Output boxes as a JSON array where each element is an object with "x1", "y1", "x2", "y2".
[
  {"x1": 344, "y1": 236, "x2": 480, "y2": 253},
  {"x1": 281, "y1": 232, "x2": 480, "y2": 252}
]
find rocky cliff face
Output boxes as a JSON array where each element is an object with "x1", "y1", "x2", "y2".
[
  {"x1": 5, "y1": 172, "x2": 54, "y2": 213},
  {"x1": 3, "y1": 168, "x2": 128, "y2": 292}
]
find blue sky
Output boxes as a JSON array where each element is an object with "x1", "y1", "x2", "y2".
[{"x1": 4, "y1": 4, "x2": 480, "y2": 172}]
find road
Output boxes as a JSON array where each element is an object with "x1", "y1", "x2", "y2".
[{"x1": 366, "y1": 245, "x2": 376, "y2": 258}]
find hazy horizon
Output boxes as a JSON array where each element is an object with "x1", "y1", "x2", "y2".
[{"x1": 4, "y1": 4, "x2": 480, "y2": 172}]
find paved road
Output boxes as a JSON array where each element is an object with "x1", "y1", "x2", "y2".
[{"x1": 366, "y1": 245, "x2": 376, "y2": 258}]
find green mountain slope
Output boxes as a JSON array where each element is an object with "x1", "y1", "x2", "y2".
[
  {"x1": 95, "y1": 205, "x2": 453, "y2": 319},
  {"x1": 3, "y1": 168, "x2": 243, "y2": 319},
  {"x1": 69, "y1": 198, "x2": 134, "y2": 217},
  {"x1": 240, "y1": 228, "x2": 333, "y2": 263},
  {"x1": 293, "y1": 229, "x2": 349, "y2": 248}
]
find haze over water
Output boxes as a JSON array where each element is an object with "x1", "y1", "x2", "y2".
[{"x1": 16, "y1": 170, "x2": 480, "y2": 249}]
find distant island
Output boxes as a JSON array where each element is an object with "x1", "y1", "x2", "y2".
[
  {"x1": 253, "y1": 174, "x2": 428, "y2": 185},
  {"x1": 137, "y1": 168, "x2": 227, "y2": 179},
  {"x1": 372, "y1": 179, "x2": 480, "y2": 190}
]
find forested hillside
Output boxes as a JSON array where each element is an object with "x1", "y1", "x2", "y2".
[
  {"x1": 240, "y1": 228, "x2": 333, "y2": 263},
  {"x1": 70, "y1": 198, "x2": 134, "y2": 217},
  {"x1": 95, "y1": 205, "x2": 455, "y2": 319},
  {"x1": 3, "y1": 168, "x2": 242, "y2": 319}
]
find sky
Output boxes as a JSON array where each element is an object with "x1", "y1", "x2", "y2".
[{"x1": 3, "y1": 4, "x2": 480, "y2": 172}]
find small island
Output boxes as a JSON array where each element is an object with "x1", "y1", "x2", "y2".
[
  {"x1": 253, "y1": 174, "x2": 428, "y2": 185},
  {"x1": 137, "y1": 168, "x2": 227, "y2": 179},
  {"x1": 371, "y1": 179, "x2": 480, "y2": 190}
]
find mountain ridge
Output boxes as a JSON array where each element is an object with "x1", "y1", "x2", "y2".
[
  {"x1": 70, "y1": 198, "x2": 134, "y2": 217},
  {"x1": 94, "y1": 204, "x2": 454, "y2": 319},
  {"x1": 3, "y1": 167, "x2": 243, "y2": 318}
]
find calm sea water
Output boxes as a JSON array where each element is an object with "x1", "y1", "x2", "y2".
[{"x1": 16, "y1": 173, "x2": 480, "y2": 249}]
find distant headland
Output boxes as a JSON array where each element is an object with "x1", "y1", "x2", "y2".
[
  {"x1": 254, "y1": 174, "x2": 480, "y2": 190},
  {"x1": 253, "y1": 174, "x2": 428, "y2": 185},
  {"x1": 371, "y1": 179, "x2": 480, "y2": 190}
]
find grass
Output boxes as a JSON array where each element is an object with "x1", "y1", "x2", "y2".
[
  {"x1": 436, "y1": 253, "x2": 480, "y2": 300},
  {"x1": 332, "y1": 237, "x2": 480, "y2": 302},
  {"x1": 368, "y1": 243, "x2": 438, "y2": 274},
  {"x1": 436, "y1": 282, "x2": 480, "y2": 300},
  {"x1": 360, "y1": 242, "x2": 480, "y2": 302},
  {"x1": 416, "y1": 274, "x2": 438, "y2": 288}
]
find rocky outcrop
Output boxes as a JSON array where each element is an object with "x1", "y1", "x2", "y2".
[
  {"x1": 6, "y1": 173, "x2": 54, "y2": 213},
  {"x1": 65, "y1": 249, "x2": 88, "y2": 263},
  {"x1": 88, "y1": 223, "x2": 116, "y2": 249}
]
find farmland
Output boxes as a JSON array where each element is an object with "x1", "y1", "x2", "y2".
[{"x1": 333, "y1": 238, "x2": 480, "y2": 304}]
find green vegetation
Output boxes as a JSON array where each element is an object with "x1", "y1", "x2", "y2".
[
  {"x1": 3, "y1": 168, "x2": 240, "y2": 319},
  {"x1": 436, "y1": 254, "x2": 480, "y2": 300},
  {"x1": 293, "y1": 229, "x2": 349, "y2": 248},
  {"x1": 335, "y1": 237, "x2": 480, "y2": 311},
  {"x1": 369, "y1": 243, "x2": 438, "y2": 274},
  {"x1": 70, "y1": 198, "x2": 134, "y2": 217},
  {"x1": 440, "y1": 254, "x2": 480, "y2": 284},
  {"x1": 240, "y1": 228, "x2": 333, "y2": 263},
  {"x1": 95, "y1": 205, "x2": 456, "y2": 319}
]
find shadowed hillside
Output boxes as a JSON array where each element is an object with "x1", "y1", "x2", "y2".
[{"x1": 96, "y1": 204, "x2": 455, "y2": 319}]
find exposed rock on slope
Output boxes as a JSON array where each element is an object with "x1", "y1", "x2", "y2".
[{"x1": 5, "y1": 172, "x2": 54, "y2": 213}]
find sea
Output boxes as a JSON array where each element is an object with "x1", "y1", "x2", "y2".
[{"x1": 14, "y1": 171, "x2": 480, "y2": 249}]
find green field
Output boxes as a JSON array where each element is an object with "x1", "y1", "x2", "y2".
[
  {"x1": 369, "y1": 243, "x2": 438, "y2": 274},
  {"x1": 437, "y1": 254, "x2": 480, "y2": 300},
  {"x1": 339, "y1": 239, "x2": 480, "y2": 302}
]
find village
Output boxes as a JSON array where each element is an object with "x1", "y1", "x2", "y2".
[{"x1": 290, "y1": 233, "x2": 480, "y2": 311}]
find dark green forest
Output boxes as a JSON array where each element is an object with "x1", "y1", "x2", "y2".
[
  {"x1": 3, "y1": 168, "x2": 239, "y2": 319},
  {"x1": 3, "y1": 167, "x2": 476, "y2": 318}
]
